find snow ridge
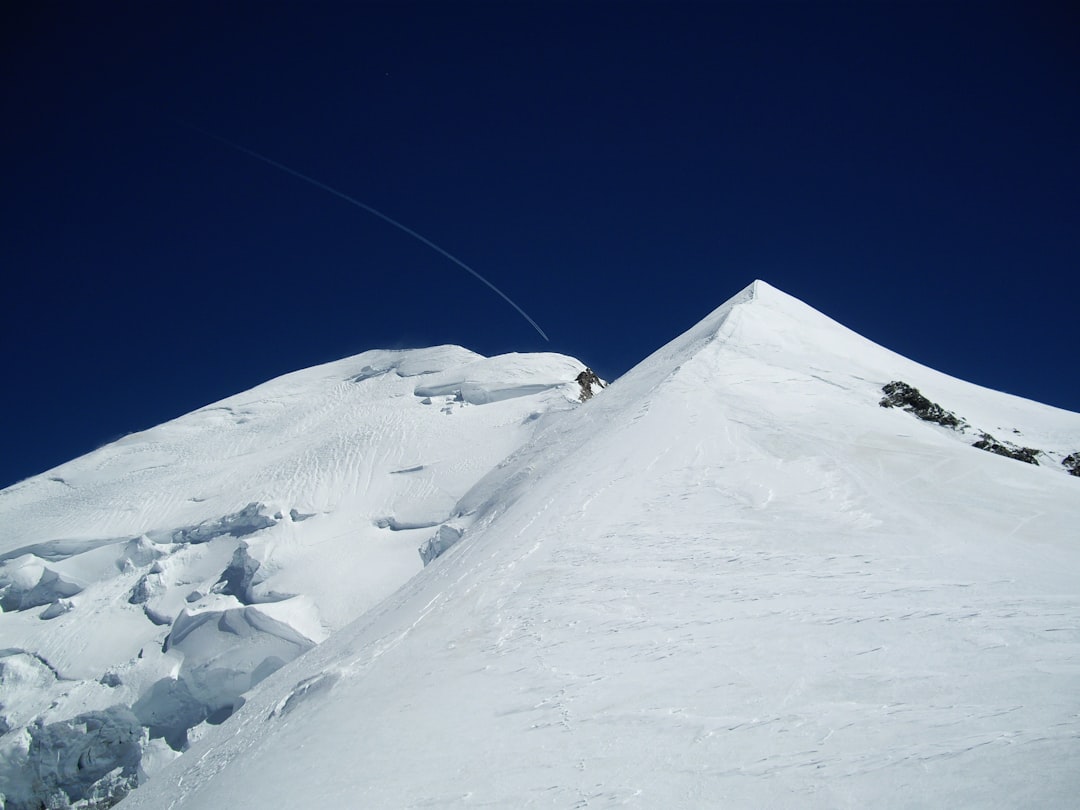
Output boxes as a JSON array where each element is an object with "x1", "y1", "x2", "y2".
[{"x1": 117, "y1": 280, "x2": 1080, "y2": 810}]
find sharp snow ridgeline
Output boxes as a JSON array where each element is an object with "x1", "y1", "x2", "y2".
[{"x1": 2, "y1": 281, "x2": 1079, "y2": 809}]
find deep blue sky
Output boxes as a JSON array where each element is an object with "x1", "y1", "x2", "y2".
[{"x1": 3, "y1": 1, "x2": 1078, "y2": 488}]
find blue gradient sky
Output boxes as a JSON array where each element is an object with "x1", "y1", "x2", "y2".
[{"x1": 3, "y1": 1, "x2": 1078, "y2": 487}]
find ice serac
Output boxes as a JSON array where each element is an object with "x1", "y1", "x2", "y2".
[
  {"x1": 0, "y1": 345, "x2": 588, "y2": 810},
  {"x1": 119, "y1": 280, "x2": 1080, "y2": 810}
]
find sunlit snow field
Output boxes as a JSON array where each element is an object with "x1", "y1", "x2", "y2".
[
  {"x1": 3, "y1": 282, "x2": 1078, "y2": 808},
  {"x1": 0, "y1": 345, "x2": 585, "y2": 806}
]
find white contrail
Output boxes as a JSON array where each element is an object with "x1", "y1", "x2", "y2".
[{"x1": 179, "y1": 121, "x2": 549, "y2": 341}]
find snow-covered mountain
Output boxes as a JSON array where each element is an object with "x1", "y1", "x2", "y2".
[
  {"x1": 4, "y1": 281, "x2": 1080, "y2": 808},
  {"x1": 0, "y1": 346, "x2": 588, "y2": 808}
]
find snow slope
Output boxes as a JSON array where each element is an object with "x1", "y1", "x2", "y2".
[
  {"x1": 0, "y1": 346, "x2": 587, "y2": 808},
  {"x1": 116, "y1": 281, "x2": 1080, "y2": 809}
]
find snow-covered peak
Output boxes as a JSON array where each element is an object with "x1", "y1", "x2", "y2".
[
  {"x1": 609, "y1": 277, "x2": 1077, "y2": 455},
  {"x1": 118, "y1": 281, "x2": 1080, "y2": 810},
  {"x1": 5, "y1": 283, "x2": 1080, "y2": 810}
]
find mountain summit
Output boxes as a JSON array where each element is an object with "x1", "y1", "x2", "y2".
[{"x1": 4, "y1": 282, "x2": 1080, "y2": 809}]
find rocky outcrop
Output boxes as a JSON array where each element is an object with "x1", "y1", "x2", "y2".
[
  {"x1": 1063, "y1": 453, "x2": 1080, "y2": 477},
  {"x1": 877, "y1": 382, "x2": 1069, "y2": 473},
  {"x1": 972, "y1": 433, "x2": 1041, "y2": 465},
  {"x1": 576, "y1": 368, "x2": 605, "y2": 402},
  {"x1": 879, "y1": 382, "x2": 964, "y2": 429}
]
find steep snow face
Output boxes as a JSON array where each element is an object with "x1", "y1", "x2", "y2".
[
  {"x1": 0, "y1": 345, "x2": 586, "y2": 809},
  {"x1": 120, "y1": 281, "x2": 1080, "y2": 810}
]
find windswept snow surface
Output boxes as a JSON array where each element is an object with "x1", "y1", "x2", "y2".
[
  {"x1": 0, "y1": 346, "x2": 586, "y2": 808},
  {"x1": 118, "y1": 282, "x2": 1080, "y2": 809}
]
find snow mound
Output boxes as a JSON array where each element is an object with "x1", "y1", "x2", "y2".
[{"x1": 1, "y1": 564, "x2": 85, "y2": 612}]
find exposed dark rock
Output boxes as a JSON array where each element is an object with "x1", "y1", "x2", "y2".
[
  {"x1": 877, "y1": 382, "x2": 1056, "y2": 471},
  {"x1": 879, "y1": 381, "x2": 964, "y2": 429},
  {"x1": 1061, "y1": 453, "x2": 1080, "y2": 477},
  {"x1": 973, "y1": 433, "x2": 1041, "y2": 465},
  {"x1": 576, "y1": 368, "x2": 606, "y2": 402}
]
